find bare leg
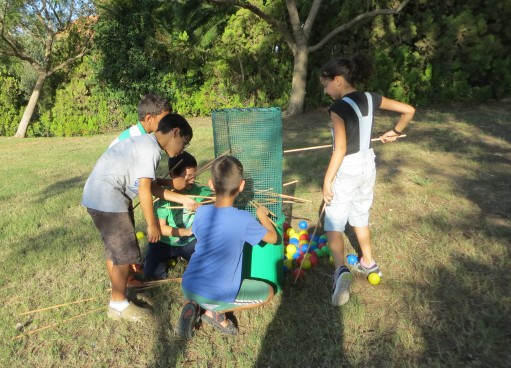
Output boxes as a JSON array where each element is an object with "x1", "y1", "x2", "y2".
[
  {"x1": 110, "y1": 264, "x2": 130, "y2": 302},
  {"x1": 353, "y1": 226, "x2": 373, "y2": 265},
  {"x1": 327, "y1": 231, "x2": 345, "y2": 269}
]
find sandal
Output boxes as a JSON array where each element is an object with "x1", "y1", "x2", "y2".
[
  {"x1": 175, "y1": 302, "x2": 199, "y2": 339},
  {"x1": 201, "y1": 311, "x2": 238, "y2": 335}
]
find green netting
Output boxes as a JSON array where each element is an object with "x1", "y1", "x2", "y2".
[{"x1": 212, "y1": 107, "x2": 284, "y2": 292}]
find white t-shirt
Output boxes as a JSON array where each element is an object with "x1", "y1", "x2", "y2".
[{"x1": 82, "y1": 134, "x2": 161, "y2": 212}]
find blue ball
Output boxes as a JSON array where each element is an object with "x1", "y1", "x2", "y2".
[
  {"x1": 292, "y1": 252, "x2": 301, "y2": 260},
  {"x1": 289, "y1": 238, "x2": 299, "y2": 245},
  {"x1": 298, "y1": 220, "x2": 308, "y2": 230},
  {"x1": 347, "y1": 254, "x2": 358, "y2": 265},
  {"x1": 300, "y1": 244, "x2": 309, "y2": 253},
  {"x1": 312, "y1": 234, "x2": 320, "y2": 242}
]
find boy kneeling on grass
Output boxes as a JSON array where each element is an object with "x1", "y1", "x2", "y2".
[
  {"x1": 176, "y1": 156, "x2": 278, "y2": 338},
  {"x1": 144, "y1": 151, "x2": 213, "y2": 280}
]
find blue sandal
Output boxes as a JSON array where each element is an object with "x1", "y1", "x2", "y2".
[{"x1": 201, "y1": 311, "x2": 238, "y2": 335}]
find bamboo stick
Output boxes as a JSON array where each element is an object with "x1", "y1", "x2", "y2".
[
  {"x1": 283, "y1": 180, "x2": 298, "y2": 187},
  {"x1": 18, "y1": 298, "x2": 98, "y2": 316},
  {"x1": 12, "y1": 306, "x2": 106, "y2": 340},
  {"x1": 284, "y1": 135, "x2": 407, "y2": 154}
]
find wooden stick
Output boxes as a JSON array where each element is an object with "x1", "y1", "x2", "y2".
[
  {"x1": 12, "y1": 306, "x2": 106, "y2": 340},
  {"x1": 294, "y1": 202, "x2": 327, "y2": 284},
  {"x1": 250, "y1": 199, "x2": 277, "y2": 218},
  {"x1": 265, "y1": 192, "x2": 312, "y2": 203},
  {"x1": 283, "y1": 180, "x2": 298, "y2": 187},
  {"x1": 284, "y1": 135, "x2": 407, "y2": 154},
  {"x1": 284, "y1": 144, "x2": 332, "y2": 154},
  {"x1": 249, "y1": 201, "x2": 278, "y2": 228},
  {"x1": 18, "y1": 297, "x2": 98, "y2": 316},
  {"x1": 185, "y1": 195, "x2": 216, "y2": 199},
  {"x1": 371, "y1": 134, "x2": 406, "y2": 141},
  {"x1": 193, "y1": 150, "x2": 231, "y2": 177}
]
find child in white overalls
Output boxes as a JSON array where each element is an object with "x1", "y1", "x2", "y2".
[{"x1": 319, "y1": 53, "x2": 415, "y2": 306}]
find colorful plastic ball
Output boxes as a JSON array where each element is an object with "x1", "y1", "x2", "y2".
[
  {"x1": 292, "y1": 253, "x2": 301, "y2": 260},
  {"x1": 289, "y1": 238, "x2": 299, "y2": 245},
  {"x1": 283, "y1": 222, "x2": 291, "y2": 231},
  {"x1": 298, "y1": 220, "x2": 308, "y2": 229},
  {"x1": 301, "y1": 259, "x2": 312, "y2": 270},
  {"x1": 368, "y1": 273, "x2": 381, "y2": 285},
  {"x1": 312, "y1": 234, "x2": 320, "y2": 242},
  {"x1": 300, "y1": 244, "x2": 309, "y2": 253},
  {"x1": 329, "y1": 255, "x2": 334, "y2": 265},
  {"x1": 299, "y1": 234, "x2": 309, "y2": 241},
  {"x1": 136, "y1": 231, "x2": 145, "y2": 241},
  {"x1": 293, "y1": 268, "x2": 305, "y2": 280},
  {"x1": 299, "y1": 230, "x2": 308, "y2": 236},
  {"x1": 313, "y1": 248, "x2": 323, "y2": 258},
  {"x1": 284, "y1": 259, "x2": 293, "y2": 270},
  {"x1": 303, "y1": 253, "x2": 311, "y2": 259},
  {"x1": 284, "y1": 253, "x2": 292, "y2": 261},
  {"x1": 299, "y1": 239, "x2": 308, "y2": 246},
  {"x1": 347, "y1": 254, "x2": 358, "y2": 265},
  {"x1": 309, "y1": 253, "x2": 319, "y2": 267},
  {"x1": 323, "y1": 246, "x2": 331, "y2": 255},
  {"x1": 286, "y1": 244, "x2": 297, "y2": 254},
  {"x1": 166, "y1": 258, "x2": 177, "y2": 268},
  {"x1": 310, "y1": 244, "x2": 318, "y2": 252},
  {"x1": 319, "y1": 234, "x2": 327, "y2": 241}
]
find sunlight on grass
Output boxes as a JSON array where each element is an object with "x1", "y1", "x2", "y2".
[{"x1": 1, "y1": 103, "x2": 510, "y2": 366}]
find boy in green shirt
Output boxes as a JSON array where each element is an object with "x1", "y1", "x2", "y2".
[{"x1": 144, "y1": 152, "x2": 213, "y2": 280}]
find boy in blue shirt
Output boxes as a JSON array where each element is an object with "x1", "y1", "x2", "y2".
[
  {"x1": 144, "y1": 151, "x2": 213, "y2": 280},
  {"x1": 177, "y1": 156, "x2": 278, "y2": 338}
]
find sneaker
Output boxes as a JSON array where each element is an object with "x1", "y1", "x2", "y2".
[
  {"x1": 107, "y1": 302, "x2": 152, "y2": 322},
  {"x1": 175, "y1": 302, "x2": 199, "y2": 339},
  {"x1": 127, "y1": 290, "x2": 155, "y2": 307},
  {"x1": 352, "y1": 259, "x2": 382, "y2": 277},
  {"x1": 332, "y1": 266, "x2": 353, "y2": 306}
]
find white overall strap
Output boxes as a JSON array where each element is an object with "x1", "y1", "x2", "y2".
[
  {"x1": 365, "y1": 92, "x2": 373, "y2": 115},
  {"x1": 342, "y1": 97, "x2": 363, "y2": 119}
]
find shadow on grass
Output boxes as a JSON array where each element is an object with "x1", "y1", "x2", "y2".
[
  {"x1": 410, "y1": 244, "x2": 511, "y2": 365},
  {"x1": 36, "y1": 175, "x2": 86, "y2": 204},
  {"x1": 255, "y1": 270, "x2": 349, "y2": 367}
]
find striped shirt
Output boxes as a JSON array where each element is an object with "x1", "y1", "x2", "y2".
[{"x1": 108, "y1": 122, "x2": 147, "y2": 148}]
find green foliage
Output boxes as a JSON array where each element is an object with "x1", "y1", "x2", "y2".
[
  {"x1": 0, "y1": 71, "x2": 23, "y2": 136},
  {"x1": 29, "y1": 56, "x2": 136, "y2": 137}
]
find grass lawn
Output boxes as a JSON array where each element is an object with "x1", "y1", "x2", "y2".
[{"x1": 1, "y1": 101, "x2": 510, "y2": 367}]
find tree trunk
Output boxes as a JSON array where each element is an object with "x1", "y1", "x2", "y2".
[
  {"x1": 285, "y1": 46, "x2": 308, "y2": 116},
  {"x1": 14, "y1": 73, "x2": 47, "y2": 138}
]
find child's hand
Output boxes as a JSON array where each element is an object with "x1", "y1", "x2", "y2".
[
  {"x1": 323, "y1": 183, "x2": 334, "y2": 204},
  {"x1": 183, "y1": 198, "x2": 199, "y2": 211},
  {"x1": 256, "y1": 205, "x2": 270, "y2": 218},
  {"x1": 380, "y1": 130, "x2": 400, "y2": 143},
  {"x1": 146, "y1": 224, "x2": 161, "y2": 243},
  {"x1": 183, "y1": 228, "x2": 193, "y2": 237}
]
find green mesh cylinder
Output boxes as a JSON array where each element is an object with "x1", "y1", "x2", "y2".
[{"x1": 212, "y1": 107, "x2": 284, "y2": 292}]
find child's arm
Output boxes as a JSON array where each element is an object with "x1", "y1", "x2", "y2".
[
  {"x1": 379, "y1": 97, "x2": 415, "y2": 143},
  {"x1": 323, "y1": 112, "x2": 347, "y2": 204},
  {"x1": 158, "y1": 218, "x2": 193, "y2": 237},
  {"x1": 139, "y1": 177, "x2": 161, "y2": 243},
  {"x1": 255, "y1": 206, "x2": 278, "y2": 244},
  {"x1": 151, "y1": 182, "x2": 199, "y2": 211}
]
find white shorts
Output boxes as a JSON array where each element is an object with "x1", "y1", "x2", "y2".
[{"x1": 324, "y1": 149, "x2": 376, "y2": 232}]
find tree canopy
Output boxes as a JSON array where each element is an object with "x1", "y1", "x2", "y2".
[{"x1": 0, "y1": 0, "x2": 510, "y2": 137}]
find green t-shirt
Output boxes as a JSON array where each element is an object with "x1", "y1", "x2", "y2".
[
  {"x1": 108, "y1": 122, "x2": 147, "y2": 148},
  {"x1": 154, "y1": 185, "x2": 213, "y2": 246}
]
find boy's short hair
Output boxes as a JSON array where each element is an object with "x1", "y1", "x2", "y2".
[
  {"x1": 157, "y1": 113, "x2": 193, "y2": 140},
  {"x1": 211, "y1": 156, "x2": 243, "y2": 196},
  {"x1": 137, "y1": 94, "x2": 172, "y2": 121},
  {"x1": 168, "y1": 151, "x2": 197, "y2": 177}
]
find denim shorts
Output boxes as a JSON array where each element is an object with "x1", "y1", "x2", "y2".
[{"x1": 87, "y1": 208, "x2": 141, "y2": 265}]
